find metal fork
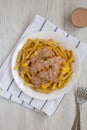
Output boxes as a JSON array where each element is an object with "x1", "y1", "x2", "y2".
[{"x1": 71, "y1": 87, "x2": 87, "y2": 130}]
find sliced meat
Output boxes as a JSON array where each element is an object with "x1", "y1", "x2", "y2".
[
  {"x1": 30, "y1": 59, "x2": 44, "y2": 74},
  {"x1": 38, "y1": 47, "x2": 55, "y2": 58},
  {"x1": 37, "y1": 71, "x2": 49, "y2": 81},
  {"x1": 31, "y1": 76, "x2": 42, "y2": 88}
]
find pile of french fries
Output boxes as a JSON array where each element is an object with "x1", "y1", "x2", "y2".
[{"x1": 14, "y1": 38, "x2": 75, "y2": 93}]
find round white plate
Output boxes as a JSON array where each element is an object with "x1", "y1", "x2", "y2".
[{"x1": 11, "y1": 31, "x2": 80, "y2": 100}]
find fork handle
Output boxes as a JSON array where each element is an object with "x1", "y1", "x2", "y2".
[{"x1": 77, "y1": 104, "x2": 81, "y2": 130}]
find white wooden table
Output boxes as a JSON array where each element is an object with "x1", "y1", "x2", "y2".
[{"x1": 0, "y1": 0, "x2": 87, "y2": 130}]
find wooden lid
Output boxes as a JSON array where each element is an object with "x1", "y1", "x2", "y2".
[{"x1": 71, "y1": 8, "x2": 87, "y2": 28}]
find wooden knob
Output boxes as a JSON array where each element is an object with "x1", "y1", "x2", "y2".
[{"x1": 71, "y1": 8, "x2": 87, "y2": 28}]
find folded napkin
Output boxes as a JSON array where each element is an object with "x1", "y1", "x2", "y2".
[{"x1": 0, "y1": 15, "x2": 87, "y2": 116}]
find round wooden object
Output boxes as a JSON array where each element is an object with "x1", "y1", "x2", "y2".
[{"x1": 71, "y1": 8, "x2": 87, "y2": 28}]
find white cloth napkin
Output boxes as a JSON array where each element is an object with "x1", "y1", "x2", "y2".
[{"x1": 0, "y1": 15, "x2": 87, "y2": 116}]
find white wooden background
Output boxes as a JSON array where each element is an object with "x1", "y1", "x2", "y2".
[{"x1": 0, "y1": 0, "x2": 87, "y2": 130}]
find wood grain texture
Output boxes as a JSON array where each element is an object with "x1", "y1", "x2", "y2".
[{"x1": 0, "y1": 0, "x2": 87, "y2": 130}]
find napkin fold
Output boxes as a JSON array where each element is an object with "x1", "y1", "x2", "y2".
[{"x1": 0, "y1": 15, "x2": 87, "y2": 116}]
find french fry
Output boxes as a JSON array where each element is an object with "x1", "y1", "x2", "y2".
[
  {"x1": 60, "y1": 70, "x2": 73, "y2": 82},
  {"x1": 16, "y1": 50, "x2": 22, "y2": 63},
  {"x1": 58, "y1": 81, "x2": 62, "y2": 88},
  {"x1": 24, "y1": 82, "x2": 34, "y2": 89},
  {"x1": 70, "y1": 50, "x2": 75, "y2": 61},
  {"x1": 65, "y1": 50, "x2": 71, "y2": 59},
  {"x1": 21, "y1": 53, "x2": 25, "y2": 64},
  {"x1": 23, "y1": 48, "x2": 32, "y2": 53},
  {"x1": 57, "y1": 45, "x2": 68, "y2": 60},
  {"x1": 41, "y1": 82, "x2": 51, "y2": 90},
  {"x1": 36, "y1": 88, "x2": 53, "y2": 94},
  {"x1": 39, "y1": 39, "x2": 57, "y2": 46},
  {"x1": 60, "y1": 73, "x2": 73, "y2": 88},
  {"x1": 26, "y1": 72, "x2": 31, "y2": 80},
  {"x1": 67, "y1": 56, "x2": 74, "y2": 64},
  {"x1": 14, "y1": 63, "x2": 20, "y2": 70},
  {"x1": 52, "y1": 83, "x2": 57, "y2": 90},
  {"x1": 62, "y1": 66, "x2": 70, "y2": 75},
  {"x1": 22, "y1": 39, "x2": 33, "y2": 50},
  {"x1": 26, "y1": 40, "x2": 39, "y2": 58}
]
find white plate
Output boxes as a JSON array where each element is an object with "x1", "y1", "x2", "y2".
[{"x1": 11, "y1": 31, "x2": 80, "y2": 100}]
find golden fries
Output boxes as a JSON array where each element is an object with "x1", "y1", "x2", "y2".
[
  {"x1": 16, "y1": 50, "x2": 22, "y2": 63},
  {"x1": 41, "y1": 82, "x2": 51, "y2": 90},
  {"x1": 14, "y1": 38, "x2": 75, "y2": 93}
]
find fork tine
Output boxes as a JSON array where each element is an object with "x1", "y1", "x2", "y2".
[
  {"x1": 83, "y1": 90, "x2": 87, "y2": 98},
  {"x1": 76, "y1": 87, "x2": 87, "y2": 100},
  {"x1": 81, "y1": 88, "x2": 87, "y2": 98},
  {"x1": 77, "y1": 87, "x2": 84, "y2": 97}
]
